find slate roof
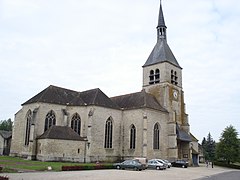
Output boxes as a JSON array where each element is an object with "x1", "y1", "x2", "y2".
[
  {"x1": 22, "y1": 85, "x2": 120, "y2": 109},
  {"x1": 22, "y1": 85, "x2": 84, "y2": 106},
  {"x1": 190, "y1": 133, "x2": 198, "y2": 142},
  {"x1": 143, "y1": 2, "x2": 181, "y2": 68},
  {"x1": 0, "y1": 130, "x2": 12, "y2": 139},
  {"x1": 176, "y1": 124, "x2": 192, "y2": 142},
  {"x1": 143, "y1": 39, "x2": 181, "y2": 68},
  {"x1": 158, "y1": 3, "x2": 166, "y2": 28},
  {"x1": 38, "y1": 126, "x2": 86, "y2": 141},
  {"x1": 111, "y1": 90, "x2": 167, "y2": 112},
  {"x1": 80, "y1": 88, "x2": 119, "y2": 109}
]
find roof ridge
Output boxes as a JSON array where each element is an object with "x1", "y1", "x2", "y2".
[
  {"x1": 35, "y1": 85, "x2": 52, "y2": 103},
  {"x1": 80, "y1": 88, "x2": 99, "y2": 94},
  {"x1": 111, "y1": 91, "x2": 142, "y2": 99},
  {"x1": 50, "y1": 85, "x2": 81, "y2": 93},
  {"x1": 92, "y1": 88, "x2": 100, "y2": 104}
]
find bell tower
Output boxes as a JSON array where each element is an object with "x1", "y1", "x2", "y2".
[
  {"x1": 142, "y1": 1, "x2": 191, "y2": 160},
  {"x1": 142, "y1": 0, "x2": 182, "y2": 110}
]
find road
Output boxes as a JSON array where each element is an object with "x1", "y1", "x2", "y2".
[
  {"x1": 2, "y1": 165, "x2": 238, "y2": 180},
  {"x1": 197, "y1": 171, "x2": 240, "y2": 180}
]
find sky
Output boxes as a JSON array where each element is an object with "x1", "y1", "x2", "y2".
[{"x1": 0, "y1": 0, "x2": 239, "y2": 142}]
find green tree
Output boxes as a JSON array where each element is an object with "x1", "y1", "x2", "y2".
[
  {"x1": 201, "y1": 137, "x2": 209, "y2": 160},
  {"x1": 216, "y1": 125, "x2": 240, "y2": 164},
  {"x1": 201, "y1": 133, "x2": 216, "y2": 161},
  {"x1": 0, "y1": 118, "x2": 13, "y2": 131}
]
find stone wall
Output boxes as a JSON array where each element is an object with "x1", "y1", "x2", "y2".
[{"x1": 37, "y1": 139, "x2": 86, "y2": 162}]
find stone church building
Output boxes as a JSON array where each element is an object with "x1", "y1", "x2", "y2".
[{"x1": 10, "y1": 2, "x2": 196, "y2": 163}]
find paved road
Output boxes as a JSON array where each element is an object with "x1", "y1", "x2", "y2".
[
  {"x1": 197, "y1": 171, "x2": 240, "y2": 180},
  {"x1": 2, "y1": 165, "x2": 237, "y2": 180}
]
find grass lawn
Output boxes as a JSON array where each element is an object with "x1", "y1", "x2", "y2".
[{"x1": 0, "y1": 156, "x2": 90, "y2": 173}]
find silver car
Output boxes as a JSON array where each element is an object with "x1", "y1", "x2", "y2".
[
  {"x1": 163, "y1": 159, "x2": 172, "y2": 168},
  {"x1": 152, "y1": 159, "x2": 168, "y2": 169},
  {"x1": 147, "y1": 159, "x2": 166, "y2": 170}
]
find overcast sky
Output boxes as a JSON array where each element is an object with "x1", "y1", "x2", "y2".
[{"x1": 0, "y1": 0, "x2": 239, "y2": 141}]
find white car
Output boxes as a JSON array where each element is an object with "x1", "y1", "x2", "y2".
[{"x1": 147, "y1": 159, "x2": 166, "y2": 170}]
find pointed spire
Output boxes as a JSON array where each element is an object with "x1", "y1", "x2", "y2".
[
  {"x1": 143, "y1": 1, "x2": 181, "y2": 68},
  {"x1": 158, "y1": 0, "x2": 166, "y2": 28},
  {"x1": 157, "y1": 0, "x2": 167, "y2": 41}
]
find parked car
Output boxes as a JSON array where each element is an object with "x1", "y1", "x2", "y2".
[
  {"x1": 172, "y1": 160, "x2": 188, "y2": 168},
  {"x1": 163, "y1": 159, "x2": 172, "y2": 168},
  {"x1": 134, "y1": 157, "x2": 148, "y2": 169},
  {"x1": 147, "y1": 159, "x2": 166, "y2": 170},
  {"x1": 113, "y1": 159, "x2": 144, "y2": 171},
  {"x1": 152, "y1": 159, "x2": 168, "y2": 169}
]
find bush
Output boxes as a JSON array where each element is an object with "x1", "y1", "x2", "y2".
[
  {"x1": 0, "y1": 176, "x2": 9, "y2": 180},
  {"x1": 62, "y1": 164, "x2": 113, "y2": 171},
  {"x1": 214, "y1": 161, "x2": 240, "y2": 169}
]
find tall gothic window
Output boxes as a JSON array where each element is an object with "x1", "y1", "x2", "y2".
[
  {"x1": 71, "y1": 113, "x2": 81, "y2": 135},
  {"x1": 149, "y1": 69, "x2": 160, "y2": 84},
  {"x1": 171, "y1": 70, "x2": 178, "y2": 85},
  {"x1": 44, "y1": 110, "x2": 56, "y2": 132},
  {"x1": 130, "y1": 125, "x2": 136, "y2": 149},
  {"x1": 104, "y1": 117, "x2": 113, "y2": 148},
  {"x1": 25, "y1": 110, "x2": 32, "y2": 146},
  {"x1": 153, "y1": 123, "x2": 160, "y2": 149}
]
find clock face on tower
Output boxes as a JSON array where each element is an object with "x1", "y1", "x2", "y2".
[{"x1": 173, "y1": 90, "x2": 178, "y2": 100}]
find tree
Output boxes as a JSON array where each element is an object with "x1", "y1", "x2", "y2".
[
  {"x1": 206, "y1": 133, "x2": 216, "y2": 161},
  {"x1": 0, "y1": 118, "x2": 13, "y2": 131},
  {"x1": 201, "y1": 133, "x2": 216, "y2": 161},
  {"x1": 201, "y1": 137, "x2": 209, "y2": 160},
  {"x1": 216, "y1": 125, "x2": 240, "y2": 164}
]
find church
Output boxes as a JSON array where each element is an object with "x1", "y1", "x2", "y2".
[{"x1": 10, "y1": 2, "x2": 198, "y2": 164}]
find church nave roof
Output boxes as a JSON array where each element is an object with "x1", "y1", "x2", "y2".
[
  {"x1": 22, "y1": 85, "x2": 120, "y2": 109},
  {"x1": 111, "y1": 90, "x2": 167, "y2": 112}
]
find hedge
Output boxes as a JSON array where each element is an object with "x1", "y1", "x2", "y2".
[
  {"x1": 0, "y1": 176, "x2": 9, "y2": 180},
  {"x1": 214, "y1": 161, "x2": 240, "y2": 169},
  {"x1": 62, "y1": 164, "x2": 114, "y2": 171}
]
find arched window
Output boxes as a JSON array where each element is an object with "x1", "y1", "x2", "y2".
[
  {"x1": 171, "y1": 70, "x2": 178, "y2": 85},
  {"x1": 149, "y1": 69, "x2": 160, "y2": 84},
  {"x1": 153, "y1": 123, "x2": 160, "y2": 149},
  {"x1": 130, "y1": 125, "x2": 136, "y2": 149},
  {"x1": 44, "y1": 110, "x2": 56, "y2": 132},
  {"x1": 25, "y1": 110, "x2": 32, "y2": 146},
  {"x1": 149, "y1": 70, "x2": 154, "y2": 84},
  {"x1": 104, "y1": 117, "x2": 113, "y2": 148},
  {"x1": 71, "y1": 113, "x2": 81, "y2": 135},
  {"x1": 155, "y1": 69, "x2": 160, "y2": 83}
]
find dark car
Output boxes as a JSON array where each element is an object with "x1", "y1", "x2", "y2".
[
  {"x1": 113, "y1": 159, "x2": 144, "y2": 171},
  {"x1": 172, "y1": 160, "x2": 188, "y2": 168}
]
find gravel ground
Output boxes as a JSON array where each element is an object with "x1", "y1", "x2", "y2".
[{"x1": 2, "y1": 165, "x2": 235, "y2": 180}]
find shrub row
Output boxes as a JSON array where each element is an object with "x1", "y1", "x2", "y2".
[
  {"x1": 214, "y1": 161, "x2": 240, "y2": 169},
  {"x1": 0, "y1": 176, "x2": 9, "y2": 180},
  {"x1": 62, "y1": 164, "x2": 114, "y2": 171}
]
